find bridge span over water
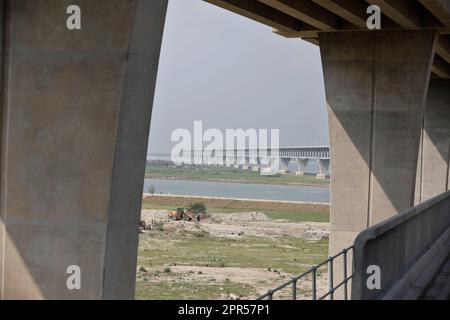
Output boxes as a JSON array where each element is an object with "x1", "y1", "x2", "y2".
[{"x1": 181, "y1": 146, "x2": 331, "y2": 178}]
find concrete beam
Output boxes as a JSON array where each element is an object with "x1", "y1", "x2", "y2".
[
  {"x1": 0, "y1": 0, "x2": 167, "y2": 299},
  {"x1": 205, "y1": 0, "x2": 316, "y2": 34},
  {"x1": 436, "y1": 35, "x2": 450, "y2": 64},
  {"x1": 312, "y1": 0, "x2": 369, "y2": 28},
  {"x1": 419, "y1": 0, "x2": 450, "y2": 26},
  {"x1": 367, "y1": 0, "x2": 426, "y2": 28},
  {"x1": 432, "y1": 54, "x2": 450, "y2": 78},
  {"x1": 258, "y1": 0, "x2": 340, "y2": 30}
]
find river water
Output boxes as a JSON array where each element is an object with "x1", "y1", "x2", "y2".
[{"x1": 143, "y1": 178, "x2": 330, "y2": 204}]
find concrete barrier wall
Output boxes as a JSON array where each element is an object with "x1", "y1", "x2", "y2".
[{"x1": 352, "y1": 191, "x2": 450, "y2": 300}]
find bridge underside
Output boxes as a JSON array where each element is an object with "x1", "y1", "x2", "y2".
[{"x1": 206, "y1": 0, "x2": 450, "y2": 78}]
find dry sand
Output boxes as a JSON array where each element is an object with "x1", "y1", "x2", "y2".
[{"x1": 141, "y1": 209, "x2": 329, "y2": 241}]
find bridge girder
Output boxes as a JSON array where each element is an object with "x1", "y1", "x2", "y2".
[{"x1": 205, "y1": 0, "x2": 450, "y2": 78}]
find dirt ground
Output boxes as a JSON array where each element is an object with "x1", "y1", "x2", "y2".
[
  {"x1": 139, "y1": 265, "x2": 329, "y2": 300},
  {"x1": 143, "y1": 194, "x2": 329, "y2": 214},
  {"x1": 141, "y1": 209, "x2": 329, "y2": 241},
  {"x1": 137, "y1": 209, "x2": 330, "y2": 300}
]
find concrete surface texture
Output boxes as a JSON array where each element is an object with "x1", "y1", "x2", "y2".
[
  {"x1": 353, "y1": 190, "x2": 450, "y2": 300},
  {"x1": 320, "y1": 30, "x2": 437, "y2": 258},
  {"x1": 416, "y1": 79, "x2": 450, "y2": 203},
  {"x1": 0, "y1": 0, "x2": 167, "y2": 299}
]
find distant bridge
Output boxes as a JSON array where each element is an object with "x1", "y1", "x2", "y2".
[
  {"x1": 207, "y1": 146, "x2": 330, "y2": 159},
  {"x1": 152, "y1": 146, "x2": 331, "y2": 179}
]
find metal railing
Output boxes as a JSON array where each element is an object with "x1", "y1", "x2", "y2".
[{"x1": 257, "y1": 246, "x2": 354, "y2": 300}]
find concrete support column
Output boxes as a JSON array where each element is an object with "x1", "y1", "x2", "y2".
[
  {"x1": 241, "y1": 156, "x2": 250, "y2": 170},
  {"x1": 0, "y1": 0, "x2": 168, "y2": 299},
  {"x1": 416, "y1": 79, "x2": 450, "y2": 202},
  {"x1": 225, "y1": 156, "x2": 235, "y2": 167},
  {"x1": 247, "y1": 156, "x2": 258, "y2": 171},
  {"x1": 317, "y1": 159, "x2": 330, "y2": 179},
  {"x1": 319, "y1": 30, "x2": 437, "y2": 257},
  {"x1": 295, "y1": 158, "x2": 309, "y2": 176},
  {"x1": 258, "y1": 155, "x2": 270, "y2": 167},
  {"x1": 278, "y1": 157, "x2": 290, "y2": 174},
  {"x1": 193, "y1": 151, "x2": 203, "y2": 165}
]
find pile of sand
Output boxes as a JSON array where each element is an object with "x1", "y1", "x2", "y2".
[
  {"x1": 140, "y1": 209, "x2": 329, "y2": 240},
  {"x1": 141, "y1": 209, "x2": 168, "y2": 221},
  {"x1": 212, "y1": 211, "x2": 269, "y2": 223}
]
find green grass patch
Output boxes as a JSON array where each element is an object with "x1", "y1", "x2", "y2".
[
  {"x1": 263, "y1": 210, "x2": 330, "y2": 223},
  {"x1": 145, "y1": 165, "x2": 329, "y2": 186},
  {"x1": 138, "y1": 231, "x2": 328, "y2": 275},
  {"x1": 135, "y1": 273, "x2": 256, "y2": 300},
  {"x1": 141, "y1": 201, "x2": 329, "y2": 223}
]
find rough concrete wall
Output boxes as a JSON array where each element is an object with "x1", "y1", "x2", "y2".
[{"x1": 0, "y1": 0, "x2": 167, "y2": 299}]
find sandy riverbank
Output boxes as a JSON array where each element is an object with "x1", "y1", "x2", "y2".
[
  {"x1": 145, "y1": 174, "x2": 330, "y2": 188},
  {"x1": 143, "y1": 193, "x2": 330, "y2": 213}
]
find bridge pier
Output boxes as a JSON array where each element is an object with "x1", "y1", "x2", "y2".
[
  {"x1": 317, "y1": 159, "x2": 330, "y2": 180},
  {"x1": 415, "y1": 79, "x2": 450, "y2": 203},
  {"x1": 225, "y1": 155, "x2": 235, "y2": 167},
  {"x1": 0, "y1": 0, "x2": 168, "y2": 299},
  {"x1": 295, "y1": 158, "x2": 309, "y2": 176},
  {"x1": 320, "y1": 30, "x2": 437, "y2": 273},
  {"x1": 235, "y1": 152, "x2": 246, "y2": 169},
  {"x1": 248, "y1": 156, "x2": 259, "y2": 171},
  {"x1": 278, "y1": 157, "x2": 291, "y2": 174}
]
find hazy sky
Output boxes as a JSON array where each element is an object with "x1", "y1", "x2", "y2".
[{"x1": 148, "y1": 0, "x2": 328, "y2": 154}]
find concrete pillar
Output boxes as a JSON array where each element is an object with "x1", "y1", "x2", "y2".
[
  {"x1": 319, "y1": 30, "x2": 437, "y2": 257},
  {"x1": 317, "y1": 159, "x2": 330, "y2": 179},
  {"x1": 225, "y1": 156, "x2": 234, "y2": 167},
  {"x1": 258, "y1": 156, "x2": 270, "y2": 167},
  {"x1": 416, "y1": 79, "x2": 450, "y2": 202},
  {"x1": 0, "y1": 0, "x2": 168, "y2": 299},
  {"x1": 295, "y1": 158, "x2": 309, "y2": 176},
  {"x1": 278, "y1": 157, "x2": 291, "y2": 174},
  {"x1": 193, "y1": 151, "x2": 203, "y2": 165},
  {"x1": 247, "y1": 155, "x2": 258, "y2": 171},
  {"x1": 414, "y1": 130, "x2": 424, "y2": 205}
]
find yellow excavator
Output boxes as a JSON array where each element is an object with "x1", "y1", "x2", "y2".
[{"x1": 168, "y1": 208, "x2": 197, "y2": 221}]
